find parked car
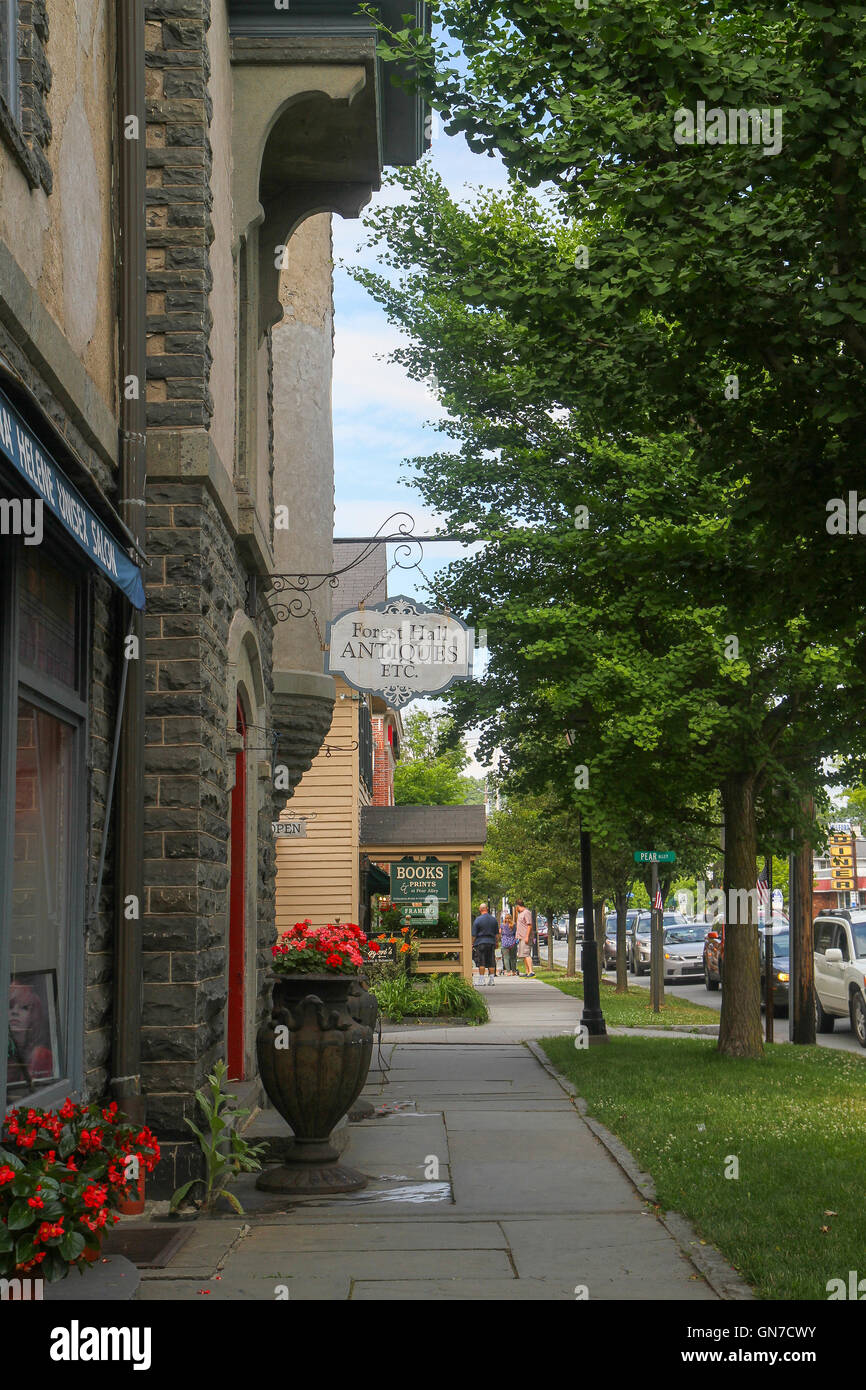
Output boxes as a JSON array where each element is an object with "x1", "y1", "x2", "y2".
[
  {"x1": 813, "y1": 910, "x2": 866, "y2": 1046},
  {"x1": 628, "y1": 911, "x2": 652, "y2": 975},
  {"x1": 758, "y1": 925, "x2": 790, "y2": 1012},
  {"x1": 536, "y1": 917, "x2": 549, "y2": 945},
  {"x1": 553, "y1": 917, "x2": 568, "y2": 941},
  {"x1": 662, "y1": 912, "x2": 690, "y2": 928},
  {"x1": 703, "y1": 914, "x2": 789, "y2": 993},
  {"x1": 603, "y1": 910, "x2": 640, "y2": 968},
  {"x1": 663, "y1": 923, "x2": 711, "y2": 982},
  {"x1": 703, "y1": 923, "x2": 723, "y2": 990}
]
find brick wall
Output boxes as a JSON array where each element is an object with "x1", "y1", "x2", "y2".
[
  {"x1": 144, "y1": 0, "x2": 214, "y2": 431},
  {"x1": 372, "y1": 716, "x2": 395, "y2": 807},
  {"x1": 142, "y1": 482, "x2": 275, "y2": 1194},
  {"x1": 140, "y1": 1, "x2": 277, "y2": 1196}
]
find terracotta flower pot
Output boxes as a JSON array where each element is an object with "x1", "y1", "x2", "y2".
[
  {"x1": 256, "y1": 972, "x2": 375, "y2": 1193},
  {"x1": 115, "y1": 1168, "x2": 146, "y2": 1216}
]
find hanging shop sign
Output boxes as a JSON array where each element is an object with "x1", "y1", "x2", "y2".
[
  {"x1": 389, "y1": 857, "x2": 450, "y2": 902},
  {"x1": 326, "y1": 595, "x2": 474, "y2": 710},
  {"x1": 272, "y1": 819, "x2": 307, "y2": 838},
  {"x1": 0, "y1": 384, "x2": 146, "y2": 609}
]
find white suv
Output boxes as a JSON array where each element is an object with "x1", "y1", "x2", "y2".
[{"x1": 813, "y1": 911, "x2": 866, "y2": 1048}]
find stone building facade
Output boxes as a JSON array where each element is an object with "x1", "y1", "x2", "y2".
[
  {"x1": 1, "y1": 0, "x2": 130, "y2": 1125},
  {"x1": 0, "y1": 0, "x2": 428, "y2": 1198}
]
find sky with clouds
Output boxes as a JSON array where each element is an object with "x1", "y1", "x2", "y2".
[
  {"x1": 330, "y1": 116, "x2": 510, "y2": 771},
  {"x1": 331, "y1": 124, "x2": 508, "y2": 603}
]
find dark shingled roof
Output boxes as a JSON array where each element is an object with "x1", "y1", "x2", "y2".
[
  {"x1": 331, "y1": 541, "x2": 387, "y2": 615},
  {"x1": 360, "y1": 803, "x2": 487, "y2": 848}
]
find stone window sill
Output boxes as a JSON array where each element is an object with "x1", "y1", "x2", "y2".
[{"x1": 0, "y1": 91, "x2": 50, "y2": 192}]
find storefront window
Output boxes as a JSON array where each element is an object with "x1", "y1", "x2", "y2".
[
  {"x1": 1, "y1": 535, "x2": 86, "y2": 1109},
  {"x1": 7, "y1": 701, "x2": 74, "y2": 1097}
]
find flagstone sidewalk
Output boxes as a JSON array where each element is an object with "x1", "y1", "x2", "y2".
[{"x1": 134, "y1": 977, "x2": 750, "y2": 1301}]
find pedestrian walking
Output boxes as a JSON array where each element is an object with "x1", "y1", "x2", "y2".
[
  {"x1": 499, "y1": 910, "x2": 518, "y2": 975},
  {"x1": 471, "y1": 901, "x2": 499, "y2": 987},
  {"x1": 514, "y1": 899, "x2": 536, "y2": 978}
]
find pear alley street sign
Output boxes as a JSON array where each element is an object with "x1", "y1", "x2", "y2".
[
  {"x1": 326, "y1": 595, "x2": 474, "y2": 710},
  {"x1": 633, "y1": 850, "x2": 677, "y2": 864}
]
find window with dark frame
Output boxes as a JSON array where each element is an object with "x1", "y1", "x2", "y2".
[
  {"x1": 0, "y1": 527, "x2": 88, "y2": 1113},
  {"x1": 0, "y1": 0, "x2": 17, "y2": 121},
  {"x1": 359, "y1": 701, "x2": 373, "y2": 794}
]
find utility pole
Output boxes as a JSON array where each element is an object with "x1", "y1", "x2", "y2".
[
  {"x1": 764, "y1": 855, "x2": 774, "y2": 1044},
  {"x1": 650, "y1": 862, "x2": 664, "y2": 1012},
  {"x1": 790, "y1": 799, "x2": 816, "y2": 1045}
]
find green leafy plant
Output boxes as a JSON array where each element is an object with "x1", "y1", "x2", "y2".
[
  {"x1": 170, "y1": 1061, "x2": 266, "y2": 1216},
  {"x1": 427, "y1": 974, "x2": 489, "y2": 1024},
  {"x1": 371, "y1": 974, "x2": 489, "y2": 1025},
  {"x1": 370, "y1": 975, "x2": 418, "y2": 1023},
  {"x1": 1, "y1": 1098, "x2": 160, "y2": 1282}
]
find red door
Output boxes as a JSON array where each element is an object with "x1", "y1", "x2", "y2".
[{"x1": 228, "y1": 700, "x2": 246, "y2": 1079}]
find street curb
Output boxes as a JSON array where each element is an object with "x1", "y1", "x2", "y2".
[{"x1": 524, "y1": 1040, "x2": 755, "y2": 1302}]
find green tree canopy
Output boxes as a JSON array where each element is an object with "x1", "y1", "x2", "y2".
[
  {"x1": 393, "y1": 709, "x2": 486, "y2": 805},
  {"x1": 352, "y1": 156, "x2": 866, "y2": 1056}
]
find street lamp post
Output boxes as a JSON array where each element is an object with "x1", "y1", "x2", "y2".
[
  {"x1": 579, "y1": 819, "x2": 608, "y2": 1042},
  {"x1": 565, "y1": 718, "x2": 607, "y2": 1042}
]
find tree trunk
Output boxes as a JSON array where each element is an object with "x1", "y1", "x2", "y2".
[
  {"x1": 547, "y1": 909, "x2": 555, "y2": 971},
  {"x1": 718, "y1": 773, "x2": 763, "y2": 1058},
  {"x1": 614, "y1": 889, "x2": 629, "y2": 993},
  {"x1": 791, "y1": 798, "x2": 816, "y2": 1044},
  {"x1": 567, "y1": 905, "x2": 577, "y2": 977}
]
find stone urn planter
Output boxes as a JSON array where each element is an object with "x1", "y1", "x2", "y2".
[
  {"x1": 256, "y1": 971, "x2": 376, "y2": 1193},
  {"x1": 346, "y1": 976, "x2": 379, "y2": 1121}
]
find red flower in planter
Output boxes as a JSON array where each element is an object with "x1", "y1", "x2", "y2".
[
  {"x1": 16, "y1": 1252, "x2": 47, "y2": 1272},
  {"x1": 36, "y1": 1221, "x2": 64, "y2": 1243}
]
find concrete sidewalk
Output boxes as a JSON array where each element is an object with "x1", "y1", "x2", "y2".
[
  {"x1": 379, "y1": 972, "x2": 584, "y2": 1044},
  {"x1": 136, "y1": 987, "x2": 745, "y2": 1300}
]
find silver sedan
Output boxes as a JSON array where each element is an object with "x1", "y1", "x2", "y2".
[{"x1": 663, "y1": 923, "x2": 711, "y2": 982}]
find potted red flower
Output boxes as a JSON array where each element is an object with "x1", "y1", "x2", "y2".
[
  {"x1": 256, "y1": 920, "x2": 377, "y2": 1194},
  {"x1": 0, "y1": 1099, "x2": 160, "y2": 1283}
]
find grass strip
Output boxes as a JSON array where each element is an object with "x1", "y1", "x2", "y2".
[{"x1": 536, "y1": 968, "x2": 721, "y2": 1028}]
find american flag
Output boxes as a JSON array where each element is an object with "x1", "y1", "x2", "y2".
[
  {"x1": 757, "y1": 859, "x2": 770, "y2": 922},
  {"x1": 653, "y1": 885, "x2": 663, "y2": 911}
]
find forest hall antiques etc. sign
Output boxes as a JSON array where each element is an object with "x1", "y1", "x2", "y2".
[{"x1": 325, "y1": 596, "x2": 474, "y2": 710}]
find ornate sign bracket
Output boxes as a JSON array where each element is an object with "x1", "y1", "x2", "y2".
[{"x1": 265, "y1": 511, "x2": 469, "y2": 621}]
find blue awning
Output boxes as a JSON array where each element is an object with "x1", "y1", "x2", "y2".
[{"x1": 0, "y1": 383, "x2": 145, "y2": 610}]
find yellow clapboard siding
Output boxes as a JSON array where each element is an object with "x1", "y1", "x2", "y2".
[{"x1": 274, "y1": 678, "x2": 366, "y2": 933}]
